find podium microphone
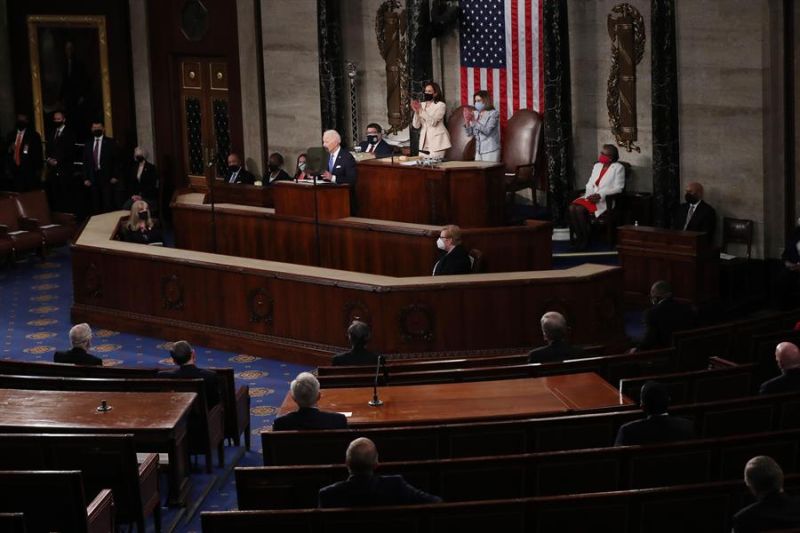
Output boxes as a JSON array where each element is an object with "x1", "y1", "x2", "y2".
[{"x1": 368, "y1": 355, "x2": 386, "y2": 407}]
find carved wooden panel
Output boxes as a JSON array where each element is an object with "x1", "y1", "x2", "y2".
[
  {"x1": 210, "y1": 62, "x2": 229, "y2": 91},
  {"x1": 182, "y1": 61, "x2": 203, "y2": 89},
  {"x1": 399, "y1": 303, "x2": 434, "y2": 342},
  {"x1": 161, "y1": 274, "x2": 185, "y2": 310},
  {"x1": 248, "y1": 288, "x2": 274, "y2": 324}
]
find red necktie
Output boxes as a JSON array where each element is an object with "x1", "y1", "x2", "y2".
[
  {"x1": 14, "y1": 131, "x2": 22, "y2": 166},
  {"x1": 93, "y1": 139, "x2": 100, "y2": 170}
]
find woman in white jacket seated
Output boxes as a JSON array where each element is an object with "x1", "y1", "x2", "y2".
[{"x1": 568, "y1": 144, "x2": 625, "y2": 250}]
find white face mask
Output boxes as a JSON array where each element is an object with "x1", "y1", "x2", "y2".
[{"x1": 437, "y1": 237, "x2": 446, "y2": 250}]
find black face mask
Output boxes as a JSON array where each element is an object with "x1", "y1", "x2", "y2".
[
  {"x1": 135, "y1": 155, "x2": 145, "y2": 163},
  {"x1": 16, "y1": 121, "x2": 28, "y2": 130},
  {"x1": 423, "y1": 93, "x2": 434, "y2": 101},
  {"x1": 138, "y1": 210, "x2": 149, "y2": 219},
  {"x1": 53, "y1": 121, "x2": 64, "y2": 128},
  {"x1": 366, "y1": 134, "x2": 378, "y2": 144},
  {"x1": 685, "y1": 193, "x2": 698, "y2": 204},
  {"x1": 228, "y1": 165, "x2": 240, "y2": 174},
  {"x1": 268, "y1": 163, "x2": 279, "y2": 172},
  {"x1": 92, "y1": 129, "x2": 103, "y2": 138}
]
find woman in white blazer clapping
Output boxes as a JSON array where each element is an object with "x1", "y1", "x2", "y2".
[
  {"x1": 568, "y1": 144, "x2": 625, "y2": 250},
  {"x1": 411, "y1": 81, "x2": 451, "y2": 159}
]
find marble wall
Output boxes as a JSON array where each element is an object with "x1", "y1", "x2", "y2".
[{"x1": 0, "y1": 0, "x2": 13, "y2": 133}]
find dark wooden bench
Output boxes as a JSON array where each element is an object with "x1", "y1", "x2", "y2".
[
  {"x1": 0, "y1": 471, "x2": 115, "y2": 533},
  {"x1": 618, "y1": 362, "x2": 756, "y2": 404},
  {"x1": 0, "y1": 359, "x2": 251, "y2": 450},
  {"x1": 0, "y1": 513, "x2": 26, "y2": 533},
  {"x1": 203, "y1": 474, "x2": 800, "y2": 533},
  {"x1": 238, "y1": 428, "x2": 800, "y2": 509},
  {"x1": 317, "y1": 349, "x2": 676, "y2": 389},
  {"x1": 0, "y1": 433, "x2": 160, "y2": 532},
  {"x1": 0, "y1": 374, "x2": 224, "y2": 473},
  {"x1": 261, "y1": 391, "x2": 800, "y2": 465}
]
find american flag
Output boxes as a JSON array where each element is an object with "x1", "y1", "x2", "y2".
[{"x1": 459, "y1": 0, "x2": 544, "y2": 126}]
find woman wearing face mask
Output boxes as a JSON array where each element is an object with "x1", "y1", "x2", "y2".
[
  {"x1": 462, "y1": 90, "x2": 500, "y2": 162},
  {"x1": 294, "y1": 153, "x2": 310, "y2": 181},
  {"x1": 567, "y1": 144, "x2": 625, "y2": 250},
  {"x1": 122, "y1": 146, "x2": 159, "y2": 211},
  {"x1": 119, "y1": 199, "x2": 163, "y2": 245},
  {"x1": 411, "y1": 81, "x2": 451, "y2": 159},
  {"x1": 263, "y1": 152, "x2": 292, "y2": 185}
]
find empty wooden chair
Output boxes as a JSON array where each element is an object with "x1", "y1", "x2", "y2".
[
  {"x1": 722, "y1": 217, "x2": 754, "y2": 259},
  {"x1": 0, "y1": 196, "x2": 43, "y2": 260},
  {"x1": 13, "y1": 189, "x2": 77, "y2": 248}
]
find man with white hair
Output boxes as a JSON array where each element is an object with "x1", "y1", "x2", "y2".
[
  {"x1": 733, "y1": 455, "x2": 800, "y2": 532},
  {"x1": 123, "y1": 145, "x2": 159, "y2": 210},
  {"x1": 53, "y1": 323, "x2": 102, "y2": 366},
  {"x1": 527, "y1": 311, "x2": 586, "y2": 364},
  {"x1": 319, "y1": 437, "x2": 441, "y2": 507},
  {"x1": 321, "y1": 129, "x2": 357, "y2": 186},
  {"x1": 272, "y1": 372, "x2": 347, "y2": 431},
  {"x1": 759, "y1": 342, "x2": 800, "y2": 394}
]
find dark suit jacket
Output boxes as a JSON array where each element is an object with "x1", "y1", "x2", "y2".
[
  {"x1": 272, "y1": 407, "x2": 347, "y2": 431},
  {"x1": 759, "y1": 368, "x2": 800, "y2": 395},
  {"x1": 5, "y1": 128, "x2": 43, "y2": 190},
  {"x1": 82, "y1": 136, "x2": 118, "y2": 185},
  {"x1": 226, "y1": 168, "x2": 256, "y2": 185},
  {"x1": 53, "y1": 347, "x2": 102, "y2": 366},
  {"x1": 638, "y1": 297, "x2": 697, "y2": 351},
  {"x1": 119, "y1": 223, "x2": 163, "y2": 245},
  {"x1": 124, "y1": 161, "x2": 159, "y2": 203},
  {"x1": 327, "y1": 149, "x2": 358, "y2": 186},
  {"x1": 433, "y1": 244, "x2": 472, "y2": 276},
  {"x1": 672, "y1": 200, "x2": 717, "y2": 238},
  {"x1": 614, "y1": 414, "x2": 696, "y2": 446},
  {"x1": 782, "y1": 227, "x2": 800, "y2": 264},
  {"x1": 332, "y1": 347, "x2": 380, "y2": 367},
  {"x1": 527, "y1": 340, "x2": 586, "y2": 364},
  {"x1": 358, "y1": 139, "x2": 394, "y2": 158},
  {"x1": 319, "y1": 474, "x2": 442, "y2": 508},
  {"x1": 733, "y1": 491, "x2": 800, "y2": 533},
  {"x1": 46, "y1": 126, "x2": 76, "y2": 179},
  {"x1": 263, "y1": 168, "x2": 293, "y2": 185},
  {"x1": 159, "y1": 364, "x2": 220, "y2": 407}
]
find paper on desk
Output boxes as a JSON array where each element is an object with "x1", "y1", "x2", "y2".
[
  {"x1": 338, "y1": 412, "x2": 353, "y2": 417},
  {"x1": 720, "y1": 252, "x2": 737, "y2": 260},
  {"x1": 399, "y1": 160, "x2": 418, "y2": 166}
]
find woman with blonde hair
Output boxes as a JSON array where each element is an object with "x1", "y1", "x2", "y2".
[{"x1": 120, "y1": 199, "x2": 162, "y2": 244}]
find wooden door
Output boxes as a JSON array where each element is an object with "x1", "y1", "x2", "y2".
[{"x1": 178, "y1": 57, "x2": 233, "y2": 188}]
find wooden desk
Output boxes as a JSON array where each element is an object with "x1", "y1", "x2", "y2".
[
  {"x1": 356, "y1": 159, "x2": 505, "y2": 227},
  {"x1": 272, "y1": 181, "x2": 351, "y2": 219},
  {"x1": 208, "y1": 181, "x2": 274, "y2": 207},
  {"x1": 617, "y1": 225, "x2": 719, "y2": 304},
  {"x1": 0, "y1": 389, "x2": 194, "y2": 506},
  {"x1": 278, "y1": 372, "x2": 630, "y2": 427}
]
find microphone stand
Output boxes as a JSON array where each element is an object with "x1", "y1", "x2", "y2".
[
  {"x1": 207, "y1": 157, "x2": 218, "y2": 254},
  {"x1": 368, "y1": 355, "x2": 385, "y2": 407},
  {"x1": 311, "y1": 171, "x2": 322, "y2": 267}
]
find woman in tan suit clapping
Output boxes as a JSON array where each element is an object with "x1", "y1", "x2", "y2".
[{"x1": 411, "y1": 82, "x2": 451, "y2": 159}]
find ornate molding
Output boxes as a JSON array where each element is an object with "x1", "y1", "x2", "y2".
[
  {"x1": 376, "y1": 0, "x2": 411, "y2": 135},
  {"x1": 606, "y1": 3, "x2": 645, "y2": 153},
  {"x1": 399, "y1": 303, "x2": 434, "y2": 342},
  {"x1": 161, "y1": 274, "x2": 185, "y2": 310},
  {"x1": 248, "y1": 288, "x2": 274, "y2": 324}
]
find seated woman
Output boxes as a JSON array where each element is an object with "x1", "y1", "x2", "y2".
[
  {"x1": 567, "y1": 144, "x2": 625, "y2": 250},
  {"x1": 293, "y1": 153, "x2": 310, "y2": 181},
  {"x1": 119, "y1": 200, "x2": 162, "y2": 245},
  {"x1": 463, "y1": 90, "x2": 500, "y2": 162}
]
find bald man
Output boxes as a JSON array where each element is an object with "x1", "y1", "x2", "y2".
[
  {"x1": 672, "y1": 182, "x2": 717, "y2": 238},
  {"x1": 318, "y1": 437, "x2": 441, "y2": 507},
  {"x1": 759, "y1": 342, "x2": 800, "y2": 395}
]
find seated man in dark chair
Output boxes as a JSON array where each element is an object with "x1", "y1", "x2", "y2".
[
  {"x1": 159, "y1": 340, "x2": 221, "y2": 407},
  {"x1": 272, "y1": 372, "x2": 347, "y2": 431},
  {"x1": 332, "y1": 320, "x2": 379, "y2": 367},
  {"x1": 614, "y1": 381, "x2": 696, "y2": 446},
  {"x1": 319, "y1": 437, "x2": 442, "y2": 508},
  {"x1": 634, "y1": 280, "x2": 697, "y2": 352},
  {"x1": 759, "y1": 342, "x2": 800, "y2": 395},
  {"x1": 433, "y1": 224, "x2": 472, "y2": 276},
  {"x1": 358, "y1": 123, "x2": 393, "y2": 158},
  {"x1": 54, "y1": 323, "x2": 102, "y2": 366},
  {"x1": 733, "y1": 455, "x2": 800, "y2": 532},
  {"x1": 527, "y1": 311, "x2": 585, "y2": 364}
]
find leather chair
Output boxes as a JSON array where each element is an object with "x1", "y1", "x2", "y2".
[
  {"x1": 722, "y1": 217, "x2": 754, "y2": 259},
  {"x1": 444, "y1": 105, "x2": 476, "y2": 161},
  {"x1": 13, "y1": 190, "x2": 77, "y2": 248},
  {"x1": 468, "y1": 248, "x2": 483, "y2": 273},
  {"x1": 0, "y1": 196, "x2": 43, "y2": 260},
  {"x1": 501, "y1": 109, "x2": 546, "y2": 199},
  {"x1": 568, "y1": 162, "x2": 630, "y2": 246}
]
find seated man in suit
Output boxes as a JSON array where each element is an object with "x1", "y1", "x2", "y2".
[
  {"x1": 321, "y1": 129, "x2": 357, "y2": 185},
  {"x1": 672, "y1": 181, "x2": 717, "y2": 239},
  {"x1": 358, "y1": 123, "x2": 393, "y2": 158},
  {"x1": 54, "y1": 323, "x2": 103, "y2": 366},
  {"x1": 433, "y1": 224, "x2": 472, "y2": 276},
  {"x1": 319, "y1": 437, "x2": 442, "y2": 507},
  {"x1": 759, "y1": 342, "x2": 800, "y2": 394},
  {"x1": 263, "y1": 152, "x2": 293, "y2": 185},
  {"x1": 159, "y1": 340, "x2": 220, "y2": 407},
  {"x1": 272, "y1": 372, "x2": 347, "y2": 431},
  {"x1": 527, "y1": 312, "x2": 585, "y2": 364},
  {"x1": 733, "y1": 455, "x2": 800, "y2": 532},
  {"x1": 224, "y1": 152, "x2": 256, "y2": 184},
  {"x1": 634, "y1": 280, "x2": 697, "y2": 352},
  {"x1": 332, "y1": 320, "x2": 379, "y2": 367},
  {"x1": 614, "y1": 381, "x2": 696, "y2": 446}
]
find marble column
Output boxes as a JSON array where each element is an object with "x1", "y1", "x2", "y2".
[
  {"x1": 129, "y1": 0, "x2": 156, "y2": 159},
  {"x1": 237, "y1": 0, "x2": 265, "y2": 176}
]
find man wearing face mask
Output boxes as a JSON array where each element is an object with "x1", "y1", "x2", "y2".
[
  {"x1": 82, "y1": 121, "x2": 119, "y2": 214},
  {"x1": 672, "y1": 182, "x2": 717, "y2": 239},
  {"x1": 433, "y1": 224, "x2": 472, "y2": 276},
  {"x1": 224, "y1": 152, "x2": 256, "y2": 185},
  {"x1": 263, "y1": 152, "x2": 292, "y2": 185},
  {"x1": 634, "y1": 280, "x2": 697, "y2": 352},
  {"x1": 358, "y1": 123, "x2": 393, "y2": 158},
  {"x1": 45, "y1": 110, "x2": 76, "y2": 211},
  {"x1": 4, "y1": 112, "x2": 43, "y2": 192},
  {"x1": 123, "y1": 147, "x2": 159, "y2": 211}
]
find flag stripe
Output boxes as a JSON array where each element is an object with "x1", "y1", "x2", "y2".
[
  {"x1": 517, "y1": 0, "x2": 527, "y2": 111},
  {"x1": 538, "y1": 0, "x2": 544, "y2": 112},
  {"x1": 526, "y1": 0, "x2": 534, "y2": 110}
]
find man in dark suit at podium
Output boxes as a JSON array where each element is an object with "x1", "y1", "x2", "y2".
[
  {"x1": 272, "y1": 372, "x2": 347, "y2": 431},
  {"x1": 225, "y1": 152, "x2": 256, "y2": 184},
  {"x1": 527, "y1": 312, "x2": 585, "y2": 364},
  {"x1": 672, "y1": 181, "x2": 717, "y2": 238},
  {"x1": 332, "y1": 320, "x2": 379, "y2": 367},
  {"x1": 54, "y1": 323, "x2": 102, "y2": 366},
  {"x1": 319, "y1": 437, "x2": 442, "y2": 507},
  {"x1": 433, "y1": 225, "x2": 472, "y2": 276},
  {"x1": 759, "y1": 342, "x2": 800, "y2": 395},
  {"x1": 635, "y1": 280, "x2": 697, "y2": 351},
  {"x1": 358, "y1": 123, "x2": 393, "y2": 158},
  {"x1": 614, "y1": 381, "x2": 695, "y2": 446},
  {"x1": 321, "y1": 129, "x2": 357, "y2": 185}
]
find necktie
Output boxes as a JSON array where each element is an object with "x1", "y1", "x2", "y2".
[
  {"x1": 229, "y1": 171, "x2": 238, "y2": 184},
  {"x1": 55, "y1": 128, "x2": 61, "y2": 140},
  {"x1": 367, "y1": 144, "x2": 374, "y2": 153},
  {"x1": 683, "y1": 204, "x2": 696, "y2": 230},
  {"x1": 14, "y1": 131, "x2": 22, "y2": 166},
  {"x1": 93, "y1": 139, "x2": 100, "y2": 170},
  {"x1": 329, "y1": 153, "x2": 335, "y2": 172}
]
